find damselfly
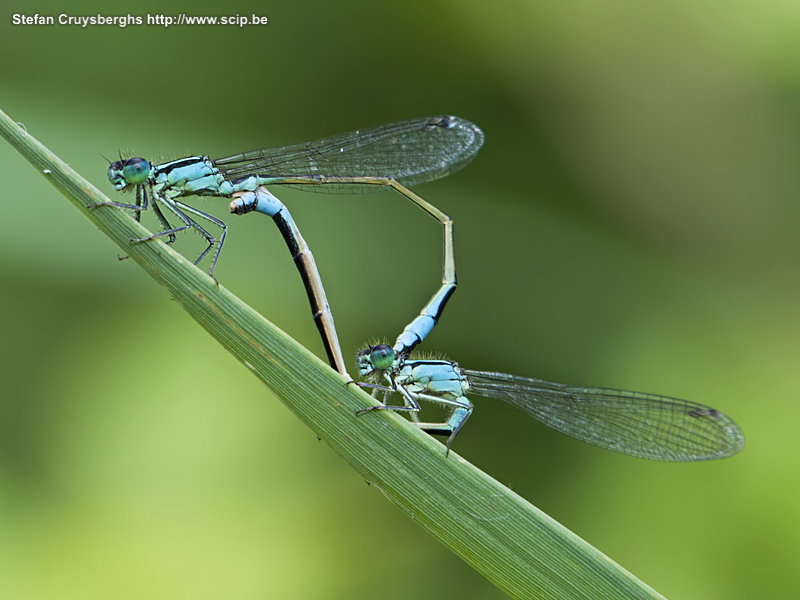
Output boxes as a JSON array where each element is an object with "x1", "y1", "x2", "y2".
[
  {"x1": 99, "y1": 116, "x2": 484, "y2": 375},
  {"x1": 356, "y1": 344, "x2": 745, "y2": 461}
]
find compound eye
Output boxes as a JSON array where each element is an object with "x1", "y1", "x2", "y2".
[
  {"x1": 120, "y1": 157, "x2": 151, "y2": 185},
  {"x1": 369, "y1": 344, "x2": 395, "y2": 371}
]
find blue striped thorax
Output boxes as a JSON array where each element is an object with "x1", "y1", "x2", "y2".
[{"x1": 394, "y1": 360, "x2": 469, "y2": 400}]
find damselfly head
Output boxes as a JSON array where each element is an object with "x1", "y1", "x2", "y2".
[
  {"x1": 356, "y1": 344, "x2": 396, "y2": 376},
  {"x1": 108, "y1": 157, "x2": 151, "y2": 190}
]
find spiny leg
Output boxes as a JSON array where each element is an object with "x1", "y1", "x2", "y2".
[
  {"x1": 150, "y1": 195, "x2": 177, "y2": 246},
  {"x1": 131, "y1": 195, "x2": 226, "y2": 279},
  {"x1": 173, "y1": 200, "x2": 228, "y2": 276},
  {"x1": 356, "y1": 380, "x2": 422, "y2": 416},
  {"x1": 133, "y1": 184, "x2": 147, "y2": 223},
  {"x1": 357, "y1": 381, "x2": 473, "y2": 455}
]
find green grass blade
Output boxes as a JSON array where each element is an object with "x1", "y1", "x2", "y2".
[{"x1": 0, "y1": 107, "x2": 667, "y2": 600}]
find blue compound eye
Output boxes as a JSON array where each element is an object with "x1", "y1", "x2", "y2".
[
  {"x1": 108, "y1": 157, "x2": 151, "y2": 188},
  {"x1": 120, "y1": 157, "x2": 151, "y2": 185},
  {"x1": 369, "y1": 344, "x2": 395, "y2": 371}
]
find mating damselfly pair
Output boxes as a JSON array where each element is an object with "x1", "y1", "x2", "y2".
[{"x1": 101, "y1": 115, "x2": 744, "y2": 462}]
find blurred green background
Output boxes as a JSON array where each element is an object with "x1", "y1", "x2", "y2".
[{"x1": 1, "y1": 0, "x2": 797, "y2": 598}]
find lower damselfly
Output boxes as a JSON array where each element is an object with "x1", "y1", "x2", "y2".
[{"x1": 356, "y1": 344, "x2": 745, "y2": 461}]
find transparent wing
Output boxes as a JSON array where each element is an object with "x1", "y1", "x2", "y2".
[
  {"x1": 464, "y1": 370, "x2": 745, "y2": 461},
  {"x1": 212, "y1": 116, "x2": 484, "y2": 194}
]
